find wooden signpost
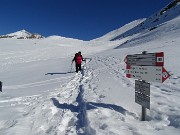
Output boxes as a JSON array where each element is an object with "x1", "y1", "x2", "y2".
[{"x1": 124, "y1": 51, "x2": 170, "y2": 121}]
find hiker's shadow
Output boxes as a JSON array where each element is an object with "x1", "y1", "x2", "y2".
[
  {"x1": 45, "y1": 72, "x2": 74, "y2": 75},
  {"x1": 51, "y1": 98, "x2": 127, "y2": 115},
  {"x1": 87, "y1": 102, "x2": 127, "y2": 115},
  {"x1": 51, "y1": 98, "x2": 78, "y2": 112}
]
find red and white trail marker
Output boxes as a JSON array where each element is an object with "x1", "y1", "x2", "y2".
[
  {"x1": 126, "y1": 65, "x2": 170, "y2": 83},
  {"x1": 124, "y1": 52, "x2": 164, "y2": 66},
  {"x1": 156, "y1": 52, "x2": 164, "y2": 66},
  {"x1": 124, "y1": 51, "x2": 170, "y2": 120}
]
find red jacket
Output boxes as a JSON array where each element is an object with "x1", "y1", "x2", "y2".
[{"x1": 73, "y1": 53, "x2": 83, "y2": 64}]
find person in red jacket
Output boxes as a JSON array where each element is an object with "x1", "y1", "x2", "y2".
[{"x1": 72, "y1": 51, "x2": 85, "y2": 73}]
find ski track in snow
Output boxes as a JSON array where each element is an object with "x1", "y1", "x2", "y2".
[
  {"x1": 0, "y1": 55, "x2": 180, "y2": 135},
  {"x1": 0, "y1": 60, "x2": 96, "y2": 135},
  {"x1": 3, "y1": 76, "x2": 73, "y2": 90},
  {"x1": 0, "y1": 58, "x2": 137, "y2": 135}
]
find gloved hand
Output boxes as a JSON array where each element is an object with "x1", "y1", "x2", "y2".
[{"x1": 83, "y1": 58, "x2": 86, "y2": 62}]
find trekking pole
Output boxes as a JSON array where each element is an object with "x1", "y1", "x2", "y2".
[
  {"x1": 0, "y1": 81, "x2": 2, "y2": 92},
  {"x1": 84, "y1": 58, "x2": 87, "y2": 70},
  {"x1": 70, "y1": 61, "x2": 73, "y2": 73},
  {"x1": 85, "y1": 58, "x2": 92, "y2": 63}
]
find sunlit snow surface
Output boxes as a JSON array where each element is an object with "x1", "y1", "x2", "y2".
[{"x1": 0, "y1": 4, "x2": 180, "y2": 135}]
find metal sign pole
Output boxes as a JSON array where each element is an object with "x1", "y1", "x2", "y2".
[
  {"x1": 141, "y1": 106, "x2": 146, "y2": 121},
  {"x1": 141, "y1": 80, "x2": 147, "y2": 121}
]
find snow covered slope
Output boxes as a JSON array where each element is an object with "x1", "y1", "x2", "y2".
[
  {"x1": 92, "y1": 19, "x2": 146, "y2": 41},
  {"x1": 94, "y1": 0, "x2": 180, "y2": 43},
  {"x1": 0, "y1": 1, "x2": 180, "y2": 135}
]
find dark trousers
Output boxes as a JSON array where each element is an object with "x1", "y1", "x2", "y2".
[{"x1": 75, "y1": 64, "x2": 81, "y2": 73}]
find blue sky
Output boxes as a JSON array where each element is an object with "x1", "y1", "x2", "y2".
[{"x1": 0, "y1": 0, "x2": 172, "y2": 40}]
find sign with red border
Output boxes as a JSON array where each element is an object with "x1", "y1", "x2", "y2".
[
  {"x1": 124, "y1": 52, "x2": 164, "y2": 66},
  {"x1": 126, "y1": 65, "x2": 170, "y2": 83}
]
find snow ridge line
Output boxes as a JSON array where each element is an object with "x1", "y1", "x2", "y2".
[{"x1": 4, "y1": 76, "x2": 73, "y2": 89}]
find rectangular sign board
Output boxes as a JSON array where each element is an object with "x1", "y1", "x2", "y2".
[
  {"x1": 135, "y1": 92, "x2": 150, "y2": 109},
  {"x1": 126, "y1": 65, "x2": 170, "y2": 83},
  {"x1": 124, "y1": 52, "x2": 164, "y2": 66},
  {"x1": 135, "y1": 80, "x2": 150, "y2": 96},
  {"x1": 135, "y1": 80, "x2": 150, "y2": 109}
]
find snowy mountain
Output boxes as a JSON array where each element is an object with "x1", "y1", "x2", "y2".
[
  {"x1": 0, "y1": 1, "x2": 180, "y2": 135},
  {"x1": 95, "y1": 0, "x2": 180, "y2": 43},
  {"x1": 0, "y1": 29, "x2": 44, "y2": 39}
]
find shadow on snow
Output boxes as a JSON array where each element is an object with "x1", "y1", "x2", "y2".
[
  {"x1": 51, "y1": 85, "x2": 127, "y2": 134},
  {"x1": 45, "y1": 72, "x2": 74, "y2": 75}
]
